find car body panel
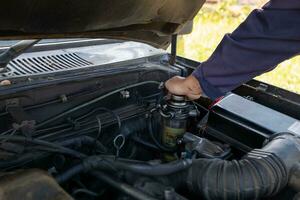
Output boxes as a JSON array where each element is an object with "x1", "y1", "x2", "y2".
[{"x1": 0, "y1": 0, "x2": 205, "y2": 49}]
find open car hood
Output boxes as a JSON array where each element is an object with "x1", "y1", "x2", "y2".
[{"x1": 0, "y1": 0, "x2": 205, "y2": 49}]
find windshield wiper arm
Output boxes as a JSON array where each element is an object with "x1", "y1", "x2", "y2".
[{"x1": 0, "y1": 39, "x2": 40, "y2": 72}]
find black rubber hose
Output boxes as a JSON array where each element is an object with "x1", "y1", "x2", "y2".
[
  {"x1": 0, "y1": 135, "x2": 86, "y2": 159},
  {"x1": 0, "y1": 152, "x2": 44, "y2": 169},
  {"x1": 0, "y1": 136, "x2": 100, "y2": 169},
  {"x1": 56, "y1": 164, "x2": 84, "y2": 183},
  {"x1": 106, "y1": 159, "x2": 192, "y2": 176},
  {"x1": 82, "y1": 156, "x2": 192, "y2": 176},
  {"x1": 90, "y1": 171, "x2": 157, "y2": 200},
  {"x1": 58, "y1": 135, "x2": 107, "y2": 153},
  {"x1": 167, "y1": 133, "x2": 300, "y2": 200},
  {"x1": 56, "y1": 156, "x2": 192, "y2": 183}
]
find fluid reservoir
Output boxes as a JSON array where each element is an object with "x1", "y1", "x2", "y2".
[{"x1": 160, "y1": 95, "x2": 190, "y2": 149}]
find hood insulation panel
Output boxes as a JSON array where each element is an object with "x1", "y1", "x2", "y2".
[{"x1": 0, "y1": 0, "x2": 205, "y2": 48}]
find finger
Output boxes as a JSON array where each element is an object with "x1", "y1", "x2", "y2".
[
  {"x1": 187, "y1": 90, "x2": 201, "y2": 95},
  {"x1": 187, "y1": 87, "x2": 202, "y2": 95},
  {"x1": 187, "y1": 93, "x2": 201, "y2": 100}
]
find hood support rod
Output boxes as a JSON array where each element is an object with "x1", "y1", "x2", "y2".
[{"x1": 169, "y1": 34, "x2": 177, "y2": 65}]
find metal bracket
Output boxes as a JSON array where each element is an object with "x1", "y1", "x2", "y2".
[
  {"x1": 6, "y1": 98, "x2": 35, "y2": 138},
  {"x1": 257, "y1": 83, "x2": 268, "y2": 92}
]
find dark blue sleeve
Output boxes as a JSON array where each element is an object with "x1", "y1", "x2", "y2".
[{"x1": 192, "y1": 0, "x2": 300, "y2": 100}]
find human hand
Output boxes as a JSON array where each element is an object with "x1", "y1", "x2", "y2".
[{"x1": 165, "y1": 75, "x2": 202, "y2": 100}]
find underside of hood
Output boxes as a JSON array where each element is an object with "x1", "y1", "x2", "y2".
[{"x1": 0, "y1": 0, "x2": 205, "y2": 49}]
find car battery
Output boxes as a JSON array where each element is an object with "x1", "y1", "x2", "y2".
[{"x1": 207, "y1": 94, "x2": 300, "y2": 151}]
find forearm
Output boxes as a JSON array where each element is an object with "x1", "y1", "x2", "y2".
[{"x1": 193, "y1": 1, "x2": 300, "y2": 99}]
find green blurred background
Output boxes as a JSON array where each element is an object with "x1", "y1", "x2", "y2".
[{"x1": 177, "y1": 0, "x2": 300, "y2": 94}]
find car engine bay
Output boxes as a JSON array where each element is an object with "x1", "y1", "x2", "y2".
[{"x1": 0, "y1": 43, "x2": 299, "y2": 200}]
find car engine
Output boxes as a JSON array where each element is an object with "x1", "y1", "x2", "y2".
[{"x1": 0, "y1": 54, "x2": 299, "y2": 200}]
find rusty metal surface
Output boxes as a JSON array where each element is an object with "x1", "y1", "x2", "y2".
[
  {"x1": 0, "y1": 169, "x2": 73, "y2": 200},
  {"x1": 0, "y1": 0, "x2": 205, "y2": 49}
]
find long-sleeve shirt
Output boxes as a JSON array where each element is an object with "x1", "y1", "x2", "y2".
[{"x1": 192, "y1": 0, "x2": 300, "y2": 100}]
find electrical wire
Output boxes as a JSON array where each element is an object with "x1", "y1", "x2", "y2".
[
  {"x1": 36, "y1": 81, "x2": 161, "y2": 128},
  {"x1": 192, "y1": 100, "x2": 209, "y2": 112},
  {"x1": 33, "y1": 124, "x2": 71, "y2": 136},
  {"x1": 0, "y1": 129, "x2": 17, "y2": 144},
  {"x1": 76, "y1": 107, "x2": 122, "y2": 131},
  {"x1": 33, "y1": 106, "x2": 125, "y2": 140},
  {"x1": 36, "y1": 108, "x2": 122, "y2": 152},
  {"x1": 131, "y1": 136, "x2": 160, "y2": 151},
  {"x1": 96, "y1": 115, "x2": 102, "y2": 139},
  {"x1": 93, "y1": 115, "x2": 102, "y2": 152},
  {"x1": 2, "y1": 82, "x2": 154, "y2": 137},
  {"x1": 29, "y1": 146, "x2": 85, "y2": 156},
  {"x1": 0, "y1": 81, "x2": 160, "y2": 168},
  {"x1": 0, "y1": 85, "x2": 105, "y2": 118},
  {"x1": 36, "y1": 113, "x2": 121, "y2": 141},
  {"x1": 72, "y1": 188, "x2": 99, "y2": 197}
]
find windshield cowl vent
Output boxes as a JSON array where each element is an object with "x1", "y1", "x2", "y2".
[{"x1": 0, "y1": 52, "x2": 93, "y2": 80}]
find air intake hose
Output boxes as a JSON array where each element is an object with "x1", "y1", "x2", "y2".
[{"x1": 169, "y1": 133, "x2": 300, "y2": 200}]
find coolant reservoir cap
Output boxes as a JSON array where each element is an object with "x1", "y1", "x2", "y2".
[
  {"x1": 169, "y1": 95, "x2": 187, "y2": 107},
  {"x1": 161, "y1": 94, "x2": 190, "y2": 119},
  {"x1": 171, "y1": 95, "x2": 185, "y2": 101},
  {"x1": 160, "y1": 94, "x2": 190, "y2": 119}
]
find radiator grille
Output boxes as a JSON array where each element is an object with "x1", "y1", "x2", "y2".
[{"x1": 1, "y1": 53, "x2": 93, "y2": 79}]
